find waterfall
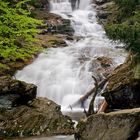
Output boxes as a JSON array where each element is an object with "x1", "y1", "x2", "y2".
[
  {"x1": 50, "y1": 0, "x2": 72, "y2": 13},
  {"x1": 15, "y1": 0, "x2": 125, "y2": 112},
  {"x1": 79, "y1": 0, "x2": 91, "y2": 9}
]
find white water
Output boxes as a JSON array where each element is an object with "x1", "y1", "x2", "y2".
[{"x1": 15, "y1": 0, "x2": 125, "y2": 112}]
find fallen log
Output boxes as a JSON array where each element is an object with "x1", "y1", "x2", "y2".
[{"x1": 70, "y1": 78, "x2": 108, "y2": 108}]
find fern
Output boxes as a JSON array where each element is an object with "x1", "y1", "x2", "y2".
[{"x1": 0, "y1": 0, "x2": 42, "y2": 61}]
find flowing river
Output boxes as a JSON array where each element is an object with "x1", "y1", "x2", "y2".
[{"x1": 15, "y1": 0, "x2": 125, "y2": 139}]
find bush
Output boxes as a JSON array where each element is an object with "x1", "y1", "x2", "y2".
[{"x1": 105, "y1": 0, "x2": 140, "y2": 54}]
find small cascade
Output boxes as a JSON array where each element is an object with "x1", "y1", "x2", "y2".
[
  {"x1": 15, "y1": 0, "x2": 125, "y2": 113},
  {"x1": 50, "y1": 0, "x2": 72, "y2": 14},
  {"x1": 79, "y1": 0, "x2": 91, "y2": 9}
]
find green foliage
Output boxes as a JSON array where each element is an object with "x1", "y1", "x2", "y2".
[
  {"x1": 29, "y1": 0, "x2": 47, "y2": 9},
  {"x1": 0, "y1": 45, "x2": 42, "y2": 61},
  {"x1": 105, "y1": 0, "x2": 140, "y2": 54},
  {"x1": 0, "y1": 63, "x2": 9, "y2": 70},
  {"x1": 113, "y1": 0, "x2": 140, "y2": 9},
  {"x1": 105, "y1": 21, "x2": 140, "y2": 52},
  {"x1": 0, "y1": 0, "x2": 42, "y2": 61}
]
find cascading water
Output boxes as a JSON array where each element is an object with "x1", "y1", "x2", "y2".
[{"x1": 15, "y1": 0, "x2": 125, "y2": 113}]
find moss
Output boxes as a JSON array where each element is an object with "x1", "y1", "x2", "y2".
[
  {"x1": 36, "y1": 34, "x2": 66, "y2": 48},
  {"x1": 134, "y1": 63, "x2": 140, "y2": 79},
  {"x1": 76, "y1": 120, "x2": 86, "y2": 134},
  {"x1": 0, "y1": 63, "x2": 10, "y2": 70},
  {"x1": 0, "y1": 43, "x2": 43, "y2": 76},
  {"x1": 107, "y1": 60, "x2": 134, "y2": 91}
]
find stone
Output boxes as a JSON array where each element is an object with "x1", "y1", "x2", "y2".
[
  {"x1": 36, "y1": 34, "x2": 67, "y2": 48},
  {"x1": 92, "y1": 0, "x2": 110, "y2": 5},
  {"x1": 95, "y1": 1, "x2": 116, "y2": 25},
  {"x1": 103, "y1": 80, "x2": 140, "y2": 109},
  {"x1": 97, "y1": 57, "x2": 113, "y2": 68},
  {"x1": 33, "y1": 11, "x2": 74, "y2": 36},
  {"x1": 96, "y1": 11, "x2": 111, "y2": 20},
  {"x1": 0, "y1": 76, "x2": 37, "y2": 108},
  {"x1": 102, "y1": 61, "x2": 140, "y2": 109},
  {"x1": 0, "y1": 97, "x2": 75, "y2": 137},
  {"x1": 77, "y1": 108, "x2": 140, "y2": 140}
]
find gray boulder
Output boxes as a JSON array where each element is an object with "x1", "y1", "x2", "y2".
[
  {"x1": 77, "y1": 108, "x2": 140, "y2": 140},
  {"x1": 0, "y1": 76, "x2": 37, "y2": 108},
  {"x1": 0, "y1": 97, "x2": 75, "y2": 137}
]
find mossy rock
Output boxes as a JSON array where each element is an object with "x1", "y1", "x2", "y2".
[
  {"x1": 134, "y1": 63, "x2": 140, "y2": 79},
  {"x1": 0, "y1": 97, "x2": 75, "y2": 138},
  {"x1": 77, "y1": 108, "x2": 140, "y2": 140}
]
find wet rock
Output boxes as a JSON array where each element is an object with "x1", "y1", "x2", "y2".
[
  {"x1": 94, "y1": 0, "x2": 109, "y2": 5},
  {"x1": 0, "y1": 76, "x2": 37, "y2": 108},
  {"x1": 96, "y1": 11, "x2": 111, "y2": 20},
  {"x1": 77, "y1": 108, "x2": 140, "y2": 140},
  {"x1": 0, "y1": 97, "x2": 75, "y2": 137},
  {"x1": 95, "y1": 56, "x2": 114, "y2": 78},
  {"x1": 95, "y1": 1, "x2": 115, "y2": 24},
  {"x1": 103, "y1": 80, "x2": 140, "y2": 109},
  {"x1": 29, "y1": 0, "x2": 50, "y2": 11},
  {"x1": 97, "y1": 56, "x2": 113, "y2": 68},
  {"x1": 56, "y1": 19, "x2": 74, "y2": 36},
  {"x1": 102, "y1": 61, "x2": 140, "y2": 109},
  {"x1": 34, "y1": 11, "x2": 74, "y2": 35}
]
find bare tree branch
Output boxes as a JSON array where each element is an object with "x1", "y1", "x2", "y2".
[
  {"x1": 70, "y1": 78, "x2": 107, "y2": 108},
  {"x1": 86, "y1": 75, "x2": 99, "y2": 116}
]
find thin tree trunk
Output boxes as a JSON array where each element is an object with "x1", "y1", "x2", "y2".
[{"x1": 87, "y1": 76, "x2": 98, "y2": 116}]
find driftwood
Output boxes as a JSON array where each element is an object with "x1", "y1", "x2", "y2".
[
  {"x1": 97, "y1": 100, "x2": 108, "y2": 113},
  {"x1": 70, "y1": 78, "x2": 108, "y2": 108},
  {"x1": 68, "y1": 74, "x2": 111, "y2": 117}
]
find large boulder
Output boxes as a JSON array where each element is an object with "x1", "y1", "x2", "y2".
[
  {"x1": 77, "y1": 108, "x2": 140, "y2": 140},
  {"x1": 0, "y1": 97, "x2": 75, "y2": 137},
  {"x1": 0, "y1": 76, "x2": 37, "y2": 108},
  {"x1": 102, "y1": 61, "x2": 140, "y2": 109}
]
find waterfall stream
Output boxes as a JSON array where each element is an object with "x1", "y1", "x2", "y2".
[{"x1": 15, "y1": 0, "x2": 125, "y2": 114}]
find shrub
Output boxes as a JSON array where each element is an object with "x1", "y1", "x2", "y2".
[{"x1": 0, "y1": 0, "x2": 42, "y2": 61}]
